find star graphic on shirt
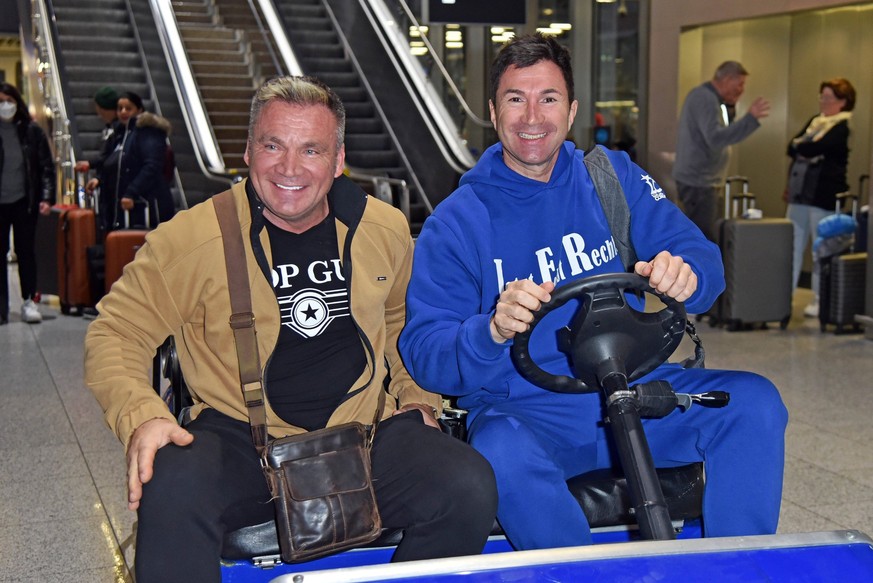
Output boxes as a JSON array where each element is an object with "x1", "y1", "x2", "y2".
[
  {"x1": 301, "y1": 302, "x2": 320, "y2": 321},
  {"x1": 641, "y1": 174, "x2": 666, "y2": 201}
]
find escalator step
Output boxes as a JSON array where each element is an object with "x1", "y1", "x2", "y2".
[
  {"x1": 332, "y1": 86, "x2": 368, "y2": 103},
  {"x1": 288, "y1": 30, "x2": 339, "y2": 45},
  {"x1": 294, "y1": 45, "x2": 344, "y2": 59},
  {"x1": 345, "y1": 134, "x2": 393, "y2": 151},
  {"x1": 282, "y1": 17, "x2": 333, "y2": 31},
  {"x1": 304, "y1": 58, "x2": 352, "y2": 73},
  {"x1": 343, "y1": 102, "x2": 375, "y2": 117},
  {"x1": 345, "y1": 119, "x2": 384, "y2": 134},
  {"x1": 53, "y1": 7, "x2": 129, "y2": 24},
  {"x1": 313, "y1": 72, "x2": 360, "y2": 88},
  {"x1": 345, "y1": 151, "x2": 401, "y2": 168}
]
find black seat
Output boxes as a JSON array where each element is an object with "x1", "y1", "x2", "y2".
[
  {"x1": 153, "y1": 337, "x2": 704, "y2": 564},
  {"x1": 221, "y1": 462, "x2": 703, "y2": 561}
]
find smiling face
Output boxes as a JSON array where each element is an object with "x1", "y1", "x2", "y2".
[
  {"x1": 117, "y1": 98, "x2": 142, "y2": 126},
  {"x1": 244, "y1": 100, "x2": 345, "y2": 234},
  {"x1": 489, "y1": 61, "x2": 578, "y2": 182}
]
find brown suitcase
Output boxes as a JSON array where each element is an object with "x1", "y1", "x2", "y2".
[
  {"x1": 104, "y1": 229, "x2": 147, "y2": 293},
  {"x1": 56, "y1": 207, "x2": 96, "y2": 314}
]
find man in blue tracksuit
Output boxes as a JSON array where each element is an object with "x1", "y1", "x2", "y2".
[{"x1": 399, "y1": 33, "x2": 787, "y2": 551}]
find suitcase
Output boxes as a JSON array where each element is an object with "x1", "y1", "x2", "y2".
[
  {"x1": 56, "y1": 207, "x2": 97, "y2": 314},
  {"x1": 35, "y1": 208, "x2": 61, "y2": 297},
  {"x1": 818, "y1": 192, "x2": 867, "y2": 334},
  {"x1": 857, "y1": 175, "x2": 869, "y2": 253},
  {"x1": 819, "y1": 252, "x2": 867, "y2": 334},
  {"x1": 711, "y1": 177, "x2": 794, "y2": 331},
  {"x1": 104, "y1": 208, "x2": 150, "y2": 293}
]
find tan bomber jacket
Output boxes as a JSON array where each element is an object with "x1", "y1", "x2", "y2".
[{"x1": 84, "y1": 177, "x2": 440, "y2": 450}]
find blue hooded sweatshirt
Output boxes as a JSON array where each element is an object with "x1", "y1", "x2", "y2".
[{"x1": 400, "y1": 142, "x2": 724, "y2": 426}]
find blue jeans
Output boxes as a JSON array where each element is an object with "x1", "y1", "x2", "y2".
[{"x1": 787, "y1": 203, "x2": 831, "y2": 295}]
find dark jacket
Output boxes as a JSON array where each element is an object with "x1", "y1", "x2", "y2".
[
  {"x1": 0, "y1": 120, "x2": 55, "y2": 213},
  {"x1": 114, "y1": 112, "x2": 175, "y2": 227},
  {"x1": 787, "y1": 116, "x2": 849, "y2": 211}
]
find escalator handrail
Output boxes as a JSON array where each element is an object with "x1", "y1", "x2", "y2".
[
  {"x1": 393, "y1": 0, "x2": 491, "y2": 130},
  {"x1": 35, "y1": 0, "x2": 78, "y2": 202},
  {"x1": 149, "y1": 0, "x2": 229, "y2": 180},
  {"x1": 245, "y1": 0, "x2": 284, "y2": 78},
  {"x1": 257, "y1": 0, "x2": 304, "y2": 76},
  {"x1": 316, "y1": 0, "x2": 432, "y2": 213},
  {"x1": 357, "y1": 0, "x2": 476, "y2": 173}
]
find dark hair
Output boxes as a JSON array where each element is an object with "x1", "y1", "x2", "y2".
[
  {"x1": 489, "y1": 33, "x2": 574, "y2": 105},
  {"x1": 820, "y1": 77, "x2": 856, "y2": 112},
  {"x1": 0, "y1": 82, "x2": 32, "y2": 125},
  {"x1": 117, "y1": 91, "x2": 145, "y2": 112},
  {"x1": 249, "y1": 75, "x2": 346, "y2": 151}
]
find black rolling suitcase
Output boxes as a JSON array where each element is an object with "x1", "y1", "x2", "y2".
[
  {"x1": 711, "y1": 176, "x2": 793, "y2": 331},
  {"x1": 818, "y1": 192, "x2": 867, "y2": 334}
]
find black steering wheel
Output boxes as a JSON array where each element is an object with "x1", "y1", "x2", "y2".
[{"x1": 510, "y1": 273, "x2": 687, "y2": 393}]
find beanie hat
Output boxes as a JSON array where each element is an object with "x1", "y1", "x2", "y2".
[{"x1": 94, "y1": 86, "x2": 119, "y2": 110}]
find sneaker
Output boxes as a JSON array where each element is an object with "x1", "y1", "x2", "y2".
[
  {"x1": 21, "y1": 299, "x2": 42, "y2": 324},
  {"x1": 803, "y1": 299, "x2": 819, "y2": 318}
]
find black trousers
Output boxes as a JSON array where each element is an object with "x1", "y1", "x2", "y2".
[
  {"x1": 0, "y1": 197, "x2": 39, "y2": 316},
  {"x1": 676, "y1": 181, "x2": 719, "y2": 243},
  {"x1": 135, "y1": 409, "x2": 497, "y2": 583}
]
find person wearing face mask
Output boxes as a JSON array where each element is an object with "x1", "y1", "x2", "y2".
[
  {"x1": 91, "y1": 91, "x2": 175, "y2": 230},
  {"x1": 0, "y1": 82, "x2": 55, "y2": 325},
  {"x1": 672, "y1": 61, "x2": 771, "y2": 242},
  {"x1": 784, "y1": 78, "x2": 857, "y2": 318}
]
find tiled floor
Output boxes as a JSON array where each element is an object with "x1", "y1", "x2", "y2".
[{"x1": 1, "y1": 263, "x2": 872, "y2": 582}]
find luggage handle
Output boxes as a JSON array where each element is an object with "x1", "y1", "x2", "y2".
[
  {"x1": 123, "y1": 203, "x2": 151, "y2": 230},
  {"x1": 724, "y1": 176, "x2": 750, "y2": 219},
  {"x1": 835, "y1": 192, "x2": 858, "y2": 219}
]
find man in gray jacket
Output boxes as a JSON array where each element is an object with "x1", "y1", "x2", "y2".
[{"x1": 672, "y1": 61, "x2": 770, "y2": 241}]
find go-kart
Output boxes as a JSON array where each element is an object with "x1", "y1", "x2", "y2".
[{"x1": 154, "y1": 273, "x2": 873, "y2": 582}]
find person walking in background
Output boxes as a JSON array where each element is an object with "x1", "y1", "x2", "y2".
[
  {"x1": 87, "y1": 91, "x2": 175, "y2": 230},
  {"x1": 785, "y1": 78, "x2": 856, "y2": 318},
  {"x1": 0, "y1": 82, "x2": 55, "y2": 325},
  {"x1": 673, "y1": 61, "x2": 770, "y2": 241}
]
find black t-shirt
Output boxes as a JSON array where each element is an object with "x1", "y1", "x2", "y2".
[{"x1": 263, "y1": 214, "x2": 366, "y2": 430}]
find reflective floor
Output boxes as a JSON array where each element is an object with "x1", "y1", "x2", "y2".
[{"x1": 1, "y1": 264, "x2": 872, "y2": 582}]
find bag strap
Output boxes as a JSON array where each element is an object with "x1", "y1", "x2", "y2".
[
  {"x1": 583, "y1": 146, "x2": 639, "y2": 272},
  {"x1": 582, "y1": 147, "x2": 704, "y2": 369},
  {"x1": 213, "y1": 189, "x2": 385, "y2": 453},
  {"x1": 214, "y1": 190, "x2": 270, "y2": 452}
]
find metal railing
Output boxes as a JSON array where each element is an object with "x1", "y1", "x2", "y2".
[{"x1": 30, "y1": 0, "x2": 78, "y2": 205}]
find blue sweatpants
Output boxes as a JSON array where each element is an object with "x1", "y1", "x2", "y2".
[{"x1": 467, "y1": 365, "x2": 788, "y2": 550}]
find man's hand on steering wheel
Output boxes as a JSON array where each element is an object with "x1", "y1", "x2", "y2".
[
  {"x1": 490, "y1": 279, "x2": 556, "y2": 344},
  {"x1": 634, "y1": 251, "x2": 697, "y2": 303}
]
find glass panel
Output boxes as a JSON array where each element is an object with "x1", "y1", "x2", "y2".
[{"x1": 594, "y1": 0, "x2": 641, "y2": 161}]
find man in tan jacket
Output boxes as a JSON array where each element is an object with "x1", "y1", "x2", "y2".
[{"x1": 85, "y1": 76, "x2": 496, "y2": 582}]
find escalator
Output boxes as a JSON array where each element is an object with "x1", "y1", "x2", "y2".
[
  {"x1": 45, "y1": 0, "x2": 470, "y2": 227},
  {"x1": 276, "y1": 0, "x2": 468, "y2": 231},
  {"x1": 49, "y1": 0, "x2": 229, "y2": 207}
]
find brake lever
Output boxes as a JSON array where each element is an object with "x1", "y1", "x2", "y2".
[{"x1": 675, "y1": 391, "x2": 730, "y2": 410}]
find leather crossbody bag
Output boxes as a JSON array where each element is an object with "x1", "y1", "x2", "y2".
[{"x1": 214, "y1": 190, "x2": 382, "y2": 563}]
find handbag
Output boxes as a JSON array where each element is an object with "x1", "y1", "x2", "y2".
[{"x1": 213, "y1": 190, "x2": 382, "y2": 563}]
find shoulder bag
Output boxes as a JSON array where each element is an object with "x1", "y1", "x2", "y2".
[{"x1": 213, "y1": 190, "x2": 382, "y2": 563}]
